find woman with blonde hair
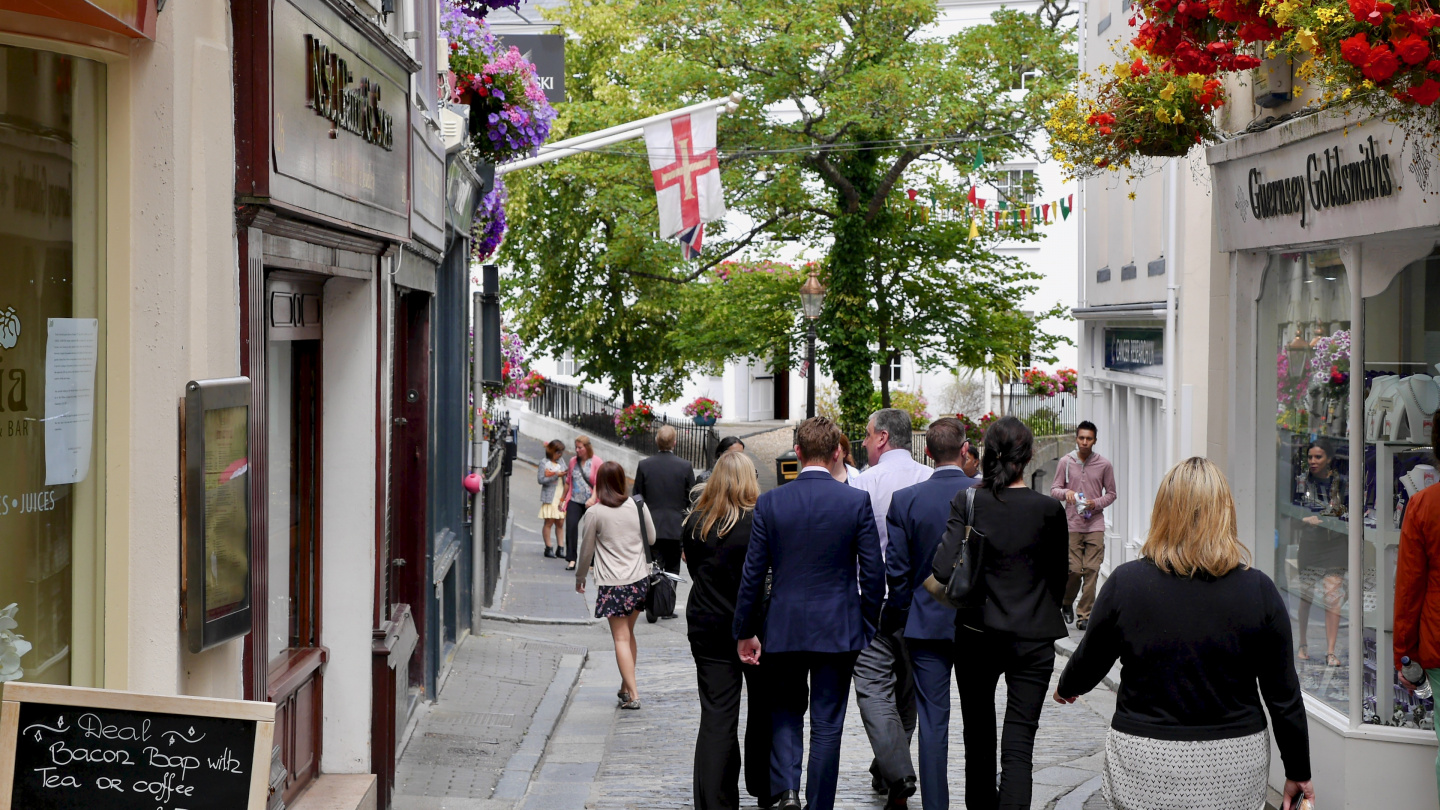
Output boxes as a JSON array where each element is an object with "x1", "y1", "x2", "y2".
[
  {"x1": 561, "y1": 435, "x2": 603, "y2": 571},
  {"x1": 682, "y1": 452, "x2": 772, "y2": 810},
  {"x1": 1054, "y1": 457, "x2": 1315, "y2": 810}
]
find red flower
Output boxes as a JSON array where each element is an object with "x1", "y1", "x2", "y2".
[
  {"x1": 1397, "y1": 10, "x2": 1440, "y2": 34},
  {"x1": 1348, "y1": 0, "x2": 1394, "y2": 25},
  {"x1": 1341, "y1": 32, "x2": 1372, "y2": 65},
  {"x1": 1100, "y1": 125, "x2": 1113, "y2": 135},
  {"x1": 1394, "y1": 33, "x2": 1432, "y2": 65},
  {"x1": 477, "y1": 87, "x2": 490, "y2": 97},
  {"x1": 1130, "y1": 58, "x2": 1151, "y2": 76},
  {"x1": 1408, "y1": 77, "x2": 1440, "y2": 105},
  {"x1": 1428, "y1": 59, "x2": 1440, "y2": 72},
  {"x1": 1362, "y1": 43, "x2": 1400, "y2": 82}
]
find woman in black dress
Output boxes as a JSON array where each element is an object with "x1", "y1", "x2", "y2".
[
  {"x1": 1294, "y1": 439, "x2": 1348, "y2": 667},
  {"x1": 683, "y1": 451, "x2": 771, "y2": 810}
]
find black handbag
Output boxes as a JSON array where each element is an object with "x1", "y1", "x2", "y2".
[
  {"x1": 923, "y1": 487, "x2": 988, "y2": 610},
  {"x1": 635, "y1": 496, "x2": 675, "y2": 623}
]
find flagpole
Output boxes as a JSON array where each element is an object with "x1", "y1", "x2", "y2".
[{"x1": 495, "y1": 92, "x2": 742, "y2": 176}]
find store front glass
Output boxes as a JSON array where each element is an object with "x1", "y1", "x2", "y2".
[
  {"x1": 0, "y1": 45, "x2": 106, "y2": 687},
  {"x1": 1256, "y1": 250, "x2": 1353, "y2": 716},
  {"x1": 1360, "y1": 247, "x2": 1440, "y2": 729}
]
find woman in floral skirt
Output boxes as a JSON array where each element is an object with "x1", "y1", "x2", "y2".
[{"x1": 576, "y1": 461, "x2": 656, "y2": 709}]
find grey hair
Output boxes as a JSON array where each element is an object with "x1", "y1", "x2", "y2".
[{"x1": 869, "y1": 408, "x2": 913, "y2": 449}]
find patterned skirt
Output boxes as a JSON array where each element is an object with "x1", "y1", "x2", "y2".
[
  {"x1": 595, "y1": 579, "x2": 649, "y2": 618},
  {"x1": 1103, "y1": 728, "x2": 1269, "y2": 810}
]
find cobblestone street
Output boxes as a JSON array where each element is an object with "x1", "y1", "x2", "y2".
[{"x1": 393, "y1": 460, "x2": 1117, "y2": 810}]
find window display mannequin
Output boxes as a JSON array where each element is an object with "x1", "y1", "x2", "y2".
[{"x1": 1295, "y1": 440, "x2": 1348, "y2": 667}]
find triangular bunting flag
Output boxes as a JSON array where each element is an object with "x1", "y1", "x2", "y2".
[
  {"x1": 972, "y1": 147, "x2": 985, "y2": 170},
  {"x1": 977, "y1": 198, "x2": 987, "y2": 210},
  {"x1": 1060, "y1": 194, "x2": 1073, "y2": 220},
  {"x1": 967, "y1": 187, "x2": 978, "y2": 206},
  {"x1": 969, "y1": 217, "x2": 980, "y2": 241},
  {"x1": 1020, "y1": 208, "x2": 1028, "y2": 227}
]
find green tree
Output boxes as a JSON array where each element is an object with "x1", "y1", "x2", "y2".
[{"x1": 501, "y1": 0, "x2": 1076, "y2": 419}]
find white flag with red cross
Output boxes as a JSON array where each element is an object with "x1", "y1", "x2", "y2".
[{"x1": 644, "y1": 108, "x2": 725, "y2": 258}]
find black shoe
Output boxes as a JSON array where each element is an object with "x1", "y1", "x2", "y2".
[
  {"x1": 544, "y1": 547, "x2": 555, "y2": 558},
  {"x1": 1076, "y1": 618, "x2": 1089, "y2": 631},
  {"x1": 1062, "y1": 604, "x2": 1074, "y2": 624},
  {"x1": 884, "y1": 776, "x2": 916, "y2": 806},
  {"x1": 776, "y1": 789, "x2": 801, "y2": 809},
  {"x1": 661, "y1": 613, "x2": 677, "y2": 620},
  {"x1": 871, "y1": 772, "x2": 887, "y2": 795}
]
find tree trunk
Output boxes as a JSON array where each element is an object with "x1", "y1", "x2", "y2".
[
  {"x1": 878, "y1": 333, "x2": 891, "y2": 409},
  {"x1": 622, "y1": 383, "x2": 635, "y2": 408}
]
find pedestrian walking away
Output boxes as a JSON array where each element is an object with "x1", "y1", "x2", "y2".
[
  {"x1": 1393, "y1": 416, "x2": 1440, "y2": 798},
  {"x1": 733, "y1": 417, "x2": 885, "y2": 810},
  {"x1": 683, "y1": 452, "x2": 773, "y2": 810},
  {"x1": 537, "y1": 439, "x2": 566, "y2": 558},
  {"x1": 562, "y1": 435, "x2": 603, "y2": 570},
  {"x1": 880, "y1": 417, "x2": 979, "y2": 810},
  {"x1": 633, "y1": 424, "x2": 696, "y2": 621},
  {"x1": 575, "y1": 461, "x2": 656, "y2": 709},
  {"x1": 950, "y1": 416, "x2": 1069, "y2": 810},
  {"x1": 1054, "y1": 457, "x2": 1314, "y2": 810},
  {"x1": 1049, "y1": 420, "x2": 1117, "y2": 630},
  {"x1": 849, "y1": 407, "x2": 933, "y2": 805},
  {"x1": 696, "y1": 436, "x2": 746, "y2": 486}
]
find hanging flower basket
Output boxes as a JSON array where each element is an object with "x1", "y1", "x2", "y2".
[
  {"x1": 615, "y1": 403, "x2": 656, "y2": 440},
  {"x1": 441, "y1": 3, "x2": 557, "y2": 165},
  {"x1": 683, "y1": 397, "x2": 722, "y2": 426}
]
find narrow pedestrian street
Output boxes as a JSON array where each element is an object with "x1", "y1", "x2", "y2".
[{"x1": 392, "y1": 460, "x2": 1119, "y2": 810}]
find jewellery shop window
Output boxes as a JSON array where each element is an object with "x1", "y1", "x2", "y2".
[
  {"x1": 0, "y1": 45, "x2": 108, "y2": 688},
  {"x1": 1359, "y1": 247, "x2": 1440, "y2": 731},
  {"x1": 1256, "y1": 250, "x2": 1353, "y2": 716}
]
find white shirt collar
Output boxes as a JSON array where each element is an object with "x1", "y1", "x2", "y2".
[
  {"x1": 933, "y1": 464, "x2": 962, "y2": 471},
  {"x1": 801, "y1": 465, "x2": 831, "y2": 474},
  {"x1": 876, "y1": 448, "x2": 914, "y2": 465}
]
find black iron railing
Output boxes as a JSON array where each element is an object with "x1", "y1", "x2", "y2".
[{"x1": 527, "y1": 380, "x2": 722, "y2": 470}]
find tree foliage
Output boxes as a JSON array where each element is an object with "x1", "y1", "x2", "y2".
[{"x1": 501, "y1": 0, "x2": 1076, "y2": 419}]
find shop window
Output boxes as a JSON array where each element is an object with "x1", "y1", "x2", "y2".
[
  {"x1": 994, "y1": 169, "x2": 1036, "y2": 205},
  {"x1": 1360, "y1": 249, "x2": 1440, "y2": 730},
  {"x1": 0, "y1": 46, "x2": 107, "y2": 687},
  {"x1": 1255, "y1": 251, "x2": 1352, "y2": 717}
]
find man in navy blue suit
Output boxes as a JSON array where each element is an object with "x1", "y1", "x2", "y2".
[
  {"x1": 734, "y1": 417, "x2": 885, "y2": 810},
  {"x1": 882, "y1": 418, "x2": 980, "y2": 810}
]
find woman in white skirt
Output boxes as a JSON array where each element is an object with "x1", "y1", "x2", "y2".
[
  {"x1": 537, "y1": 440, "x2": 567, "y2": 558},
  {"x1": 1053, "y1": 457, "x2": 1316, "y2": 810}
]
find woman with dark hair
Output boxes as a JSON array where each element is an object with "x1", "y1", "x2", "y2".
[
  {"x1": 1293, "y1": 439, "x2": 1348, "y2": 667},
  {"x1": 836, "y1": 434, "x2": 861, "y2": 482},
  {"x1": 576, "y1": 461, "x2": 656, "y2": 709},
  {"x1": 696, "y1": 437, "x2": 747, "y2": 485},
  {"x1": 947, "y1": 415, "x2": 1069, "y2": 809}
]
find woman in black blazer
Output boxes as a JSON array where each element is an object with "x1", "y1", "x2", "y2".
[
  {"x1": 683, "y1": 452, "x2": 771, "y2": 810},
  {"x1": 948, "y1": 416, "x2": 1069, "y2": 810}
]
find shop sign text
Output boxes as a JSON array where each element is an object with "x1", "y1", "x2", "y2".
[
  {"x1": 1104, "y1": 327, "x2": 1165, "y2": 378},
  {"x1": 1248, "y1": 135, "x2": 1394, "y2": 228},
  {"x1": 305, "y1": 34, "x2": 395, "y2": 151}
]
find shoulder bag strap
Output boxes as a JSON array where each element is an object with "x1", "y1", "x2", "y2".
[
  {"x1": 966, "y1": 486, "x2": 977, "y2": 526},
  {"x1": 633, "y1": 495, "x2": 655, "y2": 565}
]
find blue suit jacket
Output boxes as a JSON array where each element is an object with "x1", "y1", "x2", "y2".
[
  {"x1": 732, "y1": 470, "x2": 885, "y2": 653},
  {"x1": 884, "y1": 467, "x2": 980, "y2": 641}
]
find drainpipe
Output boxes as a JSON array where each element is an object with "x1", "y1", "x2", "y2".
[{"x1": 1164, "y1": 158, "x2": 1179, "y2": 469}]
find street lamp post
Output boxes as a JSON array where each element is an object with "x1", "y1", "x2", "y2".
[{"x1": 799, "y1": 269, "x2": 827, "y2": 419}]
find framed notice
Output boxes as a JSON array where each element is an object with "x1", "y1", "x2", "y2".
[
  {"x1": 0, "y1": 681, "x2": 274, "y2": 810},
  {"x1": 181, "y1": 378, "x2": 253, "y2": 654}
]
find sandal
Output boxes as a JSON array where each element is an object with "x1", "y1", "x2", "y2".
[
  {"x1": 619, "y1": 698, "x2": 641, "y2": 710},
  {"x1": 1296, "y1": 645, "x2": 1309, "y2": 661},
  {"x1": 1327, "y1": 653, "x2": 1342, "y2": 667}
]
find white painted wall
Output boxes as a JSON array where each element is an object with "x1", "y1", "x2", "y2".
[
  {"x1": 106, "y1": 1, "x2": 244, "y2": 698},
  {"x1": 320, "y1": 276, "x2": 378, "y2": 774}
]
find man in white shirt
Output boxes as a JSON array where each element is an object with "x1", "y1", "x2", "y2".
[{"x1": 850, "y1": 407, "x2": 933, "y2": 805}]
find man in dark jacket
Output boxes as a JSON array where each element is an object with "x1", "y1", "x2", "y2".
[
  {"x1": 734, "y1": 417, "x2": 885, "y2": 810},
  {"x1": 882, "y1": 418, "x2": 979, "y2": 810},
  {"x1": 632, "y1": 425, "x2": 695, "y2": 618}
]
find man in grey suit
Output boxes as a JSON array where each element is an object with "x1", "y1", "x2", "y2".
[{"x1": 632, "y1": 425, "x2": 695, "y2": 619}]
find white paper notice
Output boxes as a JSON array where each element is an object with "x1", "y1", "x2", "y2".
[{"x1": 44, "y1": 318, "x2": 99, "y2": 486}]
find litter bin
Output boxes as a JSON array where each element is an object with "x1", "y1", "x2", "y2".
[{"x1": 775, "y1": 449, "x2": 800, "y2": 486}]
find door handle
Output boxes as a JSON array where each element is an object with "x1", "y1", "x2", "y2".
[
  {"x1": 393, "y1": 558, "x2": 407, "y2": 567},
  {"x1": 394, "y1": 417, "x2": 409, "y2": 426}
]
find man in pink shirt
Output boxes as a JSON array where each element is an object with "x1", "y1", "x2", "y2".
[{"x1": 1049, "y1": 421, "x2": 1118, "y2": 630}]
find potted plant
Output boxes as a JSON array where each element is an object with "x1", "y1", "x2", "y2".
[
  {"x1": 684, "y1": 397, "x2": 722, "y2": 426},
  {"x1": 514, "y1": 370, "x2": 546, "y2": 400},
  {"x1": 441, "y1": 3, "x2": 557, "y2": 165},
  {"x1": 1023, "y1": 368, "x2": 1060, "y2": 398},
  {"x1": 614, "y1": 403, "x2": 656, "y2": 440},
  {"x1": 1055, "y1": 368, "x2": 1079, "y2": 395}
]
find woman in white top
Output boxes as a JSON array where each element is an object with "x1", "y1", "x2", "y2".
[
  {"x1": 576, "y1": 461, "x2": 656, "y2": 709},
  {"x1": 537, "y1": 440, "x2": 566, "y2": 558}
]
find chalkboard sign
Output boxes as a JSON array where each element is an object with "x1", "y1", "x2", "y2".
[{"x1": 0, "y1": 682, "x2": 275, "y2": 810}]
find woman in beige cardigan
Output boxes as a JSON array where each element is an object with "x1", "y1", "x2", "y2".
[{"x1": 576, "y1": 461, "x2": 656, "y2": 709}]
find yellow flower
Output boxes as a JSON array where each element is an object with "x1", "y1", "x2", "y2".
[
  {"x1": 1173, "y1": 111, "x2": 1185, "y2": 124},
  {"x1": 1158, "y1": 82, "x2": 1176, "y2": 101},
  {"x1": 1155, "y1": 107, "x2": 1172, "y2": 124},
  {"x1": 1127, "y1": 191, "x2": 1137, "y2": 200},
  {"x1": 1115, "y1": 62, "x2": 1132, "y2": 79},
  {"x1": 1296, "y1": 28, "x2": 1319, "y2": 52},
  {"x1": 1187, "y1": 74, "x2": 1205, "y2": 91}
]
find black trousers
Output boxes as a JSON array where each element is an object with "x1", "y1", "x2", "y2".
[
  {"x1": 954, "y1": 627, "x2": 1056, "y2": 810},
  {"x1": 654, "y1": 537, "x2": 683, "y2": 574},
  {"x1": 691, "y1": 633, "x2": 772, "y2": 810},
  {"x1": 563, "y1": 501, "x2": 587, "y2": 562}
]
